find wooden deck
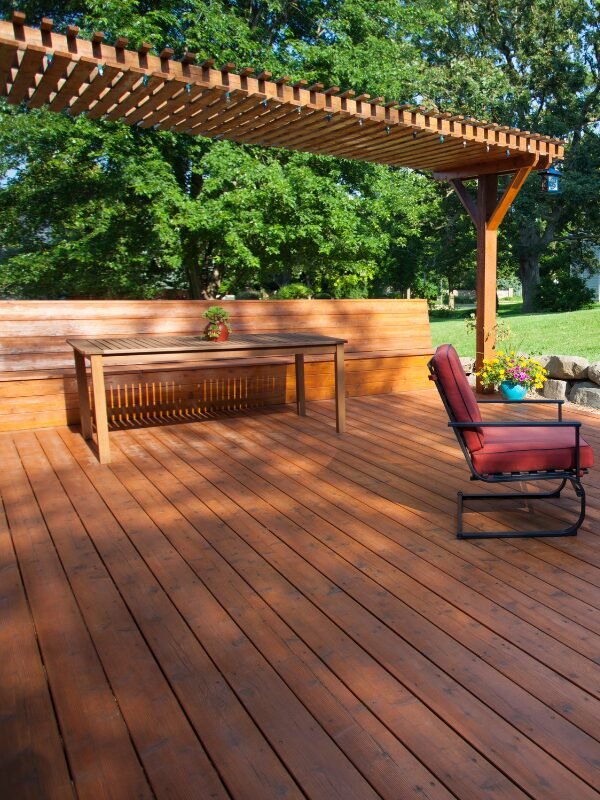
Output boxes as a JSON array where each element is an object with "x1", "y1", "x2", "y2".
[{"x1": 2, "y1": 390, "x2": 600, "y2": 800}]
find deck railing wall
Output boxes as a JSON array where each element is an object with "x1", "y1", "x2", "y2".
[{"x1": 0, "y1": 299, "x2": 434, "y2": 431}]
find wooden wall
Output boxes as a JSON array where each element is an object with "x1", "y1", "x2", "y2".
[{"x1": 0, "y1": 299, "x2": 434, "y2": 432}]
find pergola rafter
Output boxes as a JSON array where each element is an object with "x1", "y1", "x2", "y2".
[{"x1": 0, "y1": 13, "x2": 566, "y2": 381}]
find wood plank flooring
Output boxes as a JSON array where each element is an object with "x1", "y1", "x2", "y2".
[{"x1": 1, "y1": 390, "x2": 599, "y2": 800}]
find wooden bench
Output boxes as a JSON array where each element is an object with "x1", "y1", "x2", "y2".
[{"x1": 0, "y1": 299, "x2": 434, "y2": 432}]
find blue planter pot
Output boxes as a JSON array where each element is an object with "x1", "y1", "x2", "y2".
[{"x1": 500, "y1": 381, "x2": 527, "y2": 401}]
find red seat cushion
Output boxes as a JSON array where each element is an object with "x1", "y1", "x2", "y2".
[
  {"x1": 431, "y1": 343, "x2": 595, "y2": 476},
  {"x1": 471, "y1": 426, "x2": 595, "y2": 475},
  {"x1": 431, "y1": 343, "x2": 484, "y2": 452}
]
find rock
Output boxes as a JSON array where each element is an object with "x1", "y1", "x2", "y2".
[
  {"x1": 588, "y1": 362, "x2": 600, "y2": 386},
  {"x1": 537, "y1": 355, "x2": 552, "y2": 370},
  {"x1": 542, "y1": 379, "x2": 570, "y2": 401},
  {"x1": 569, "y1": 382, "x2": 600, "y2": 409},
  {"x1": 543, "y1": 355, "x2": 589, "y2": 380},
  {"x1": 460, "y1": 356, "x2": 475, "y2": 374}
]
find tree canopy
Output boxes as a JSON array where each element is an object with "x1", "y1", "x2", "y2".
[{"x1": 1, "y1": 0, "x2": 598, "y2": 305}]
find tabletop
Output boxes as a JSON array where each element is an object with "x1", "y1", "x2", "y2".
[{"x1": 67, "y1": 332, "x2": 347, "y2": 357}]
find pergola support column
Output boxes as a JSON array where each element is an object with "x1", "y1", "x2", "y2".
[
  {"x1": 476, "y1": 174, "x2": 499, "y2": 384},
  {"x1": 450, "y1": 166, "x2": 534, "y2": 392}
]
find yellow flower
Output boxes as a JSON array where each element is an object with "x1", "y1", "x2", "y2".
[{"x1": 497, "y1": 350, "x2": 504, "y2": 357}]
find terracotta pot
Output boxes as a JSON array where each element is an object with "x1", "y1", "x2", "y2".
[{"x1": 205, "y1": 321, "x2": 230, "y2": 342}]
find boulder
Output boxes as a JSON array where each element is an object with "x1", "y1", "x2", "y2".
[
  {"x1": 569, "y1": 382, "x2": 600, "y2": 410},
  {"x1": 588, "y1": 362, "x2": 600, "y2": 386},
  {"x1": 543, "y1": 355, "x2": 589, "y2": 380},
  {"x1": 542, "y1": 379, "x2": 570, "y2": 402},
  {"x1": 537, "y1": 355, "x2": 552, "y2": 370},
  {"x1": 460, "y1": 356, "x2": 475, "y2": 374}
]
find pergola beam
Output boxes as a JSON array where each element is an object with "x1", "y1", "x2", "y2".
[{"x1": 0, "y1": 18, "x2": 564, "y2": 174}]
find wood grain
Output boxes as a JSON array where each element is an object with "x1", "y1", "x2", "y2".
[
  {"x1": 1, "y1": 393, "x2": 599, "y2": 798},
  {"x1": 0, "y1": 300, "x2": 433, "y2": 432}
]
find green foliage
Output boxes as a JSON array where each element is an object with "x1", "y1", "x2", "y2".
[
  {"x1": 534, "y1": 272, "x2": 595, "y2": 312},
  {"x1": 0, "y1": 0, "x2": 599, "y2": 302},
  {"x1": 273, "y1": 283, "x2": 312, "y2": 299}
]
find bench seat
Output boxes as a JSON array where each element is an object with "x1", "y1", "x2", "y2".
[{"x1": 0, "y1": 300, "x2": 434, "y2": 432}]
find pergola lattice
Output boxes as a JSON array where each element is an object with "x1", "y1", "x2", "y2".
[{"x1": 0, "y1": 13, "x2": 565, "y2": 377}]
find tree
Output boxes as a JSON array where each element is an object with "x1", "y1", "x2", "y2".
[
  {"x1": 420, "y1": 0, "x2": 600, "y2": 309},
  {"x1": 0, "y1": 0, "x2": 439, "y2": 298},
  {"x1": 0, "y1": 1, "x2": 598, "y2": 302}
]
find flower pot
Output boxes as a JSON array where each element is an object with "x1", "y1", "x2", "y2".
[
  {"x1": 205, "y1": 322, "x2": 230, "y2": 342},
  {"x1": 500, "y1": 381, "x2": 527, "y2": 401}
]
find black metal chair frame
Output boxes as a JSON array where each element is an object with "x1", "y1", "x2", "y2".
[{"x1": 428, "y1": 358, "x2": 588, "y2": 539}]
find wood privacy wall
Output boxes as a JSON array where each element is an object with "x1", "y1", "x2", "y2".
[{"x1": 0, "y1": 299, "x2": 434, "y2": 432}]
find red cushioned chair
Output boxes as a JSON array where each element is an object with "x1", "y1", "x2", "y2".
[{"x1": 428, "y1": 344, "x2": 594, "y2": 539}]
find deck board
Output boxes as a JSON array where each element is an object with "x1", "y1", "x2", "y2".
[{"x1": 1, "y1": 390, "x2": 599, "y2": 800}]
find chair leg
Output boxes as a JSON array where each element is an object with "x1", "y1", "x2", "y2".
[{"x1": 457, "y1": 478, "x2": 585, "y2": 539}]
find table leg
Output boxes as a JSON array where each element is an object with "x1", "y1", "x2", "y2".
[
  {"x1": 295, "y1": 354, "x2": 306, "y2": 416},
  {"x1": 90, "y1": 354, "x2": 110, "y2": 464},
  {"x1": 74, "y1": 351, "x2": 92, "y2": 439},
  {"x1": 335, "y1": 343, "x2": 345, "y2": 434}
]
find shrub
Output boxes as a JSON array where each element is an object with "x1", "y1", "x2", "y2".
[
  {"x1": 338, "y1": 286, "x2": 369, "y2": 299},
  {"x1": 534, "y1": 273, "x2": 595, "y2": 312},
  {"x1": 274, "y1": 283, "x2": 312, "y2": 299},
  {"x1": 313, "y1": 292, "x2": 332, "y2": 299},
  {"x1": 235, "y1": 289, "x2": 263, "y2": 300}
]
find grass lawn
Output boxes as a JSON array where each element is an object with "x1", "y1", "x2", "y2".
[{"x1": 429, "y1": 300, "x2": 600, "y2": 361}]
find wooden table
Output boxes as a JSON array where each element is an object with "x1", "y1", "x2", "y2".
[{"x1": 68, "y1": 333, "x2": 346, "y2": 464}]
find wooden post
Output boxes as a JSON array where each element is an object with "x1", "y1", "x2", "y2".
[
  {"x1": 90, "y1": 354, "x2": 110, "y2": 464},
  {"x1": 294, "y1": 353, "x2": 306, "y2": 416},
  {"x1": 475, "y1": 174, "x2": 499, "y2": 389},
  {"x1": 73, "y1": 351, "x2": 92, "y2": 439},
  {"x1": 334, "y1": 343, "x2": 345, "y2": 433},
  {"x1": 450, "y1": 166, "x2": 534, "y2": 392}
]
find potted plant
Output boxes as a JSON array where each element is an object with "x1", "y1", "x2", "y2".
[
  {"x1": 478, "y1": 349, "x2": 548, "y2": 399},
  {"x1": 203, "y1": 306, "x2": 232, "y2": 342}
]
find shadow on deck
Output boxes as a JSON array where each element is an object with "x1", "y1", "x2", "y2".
[{"x1": 1, "y1": 390, "x2": 600, "y2": 800}]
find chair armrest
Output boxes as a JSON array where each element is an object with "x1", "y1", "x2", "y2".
[
  {"x1": 478, "y1": 398, "x2": 563, "y2": 420},
  {"x1": 449, "y1": 421, "x2": 579, "y2": 428},
  {"x1": 478, "y1": 399, "x2": 563, "y2": 404}
]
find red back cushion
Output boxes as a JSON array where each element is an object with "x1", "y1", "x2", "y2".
[{"x1": 431, "y1": 344, "x2": 484, "y2": 452}]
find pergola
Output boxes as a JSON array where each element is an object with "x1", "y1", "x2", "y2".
[{"x1": 0, "y1": 12, "x2": 565, "y2": 379}]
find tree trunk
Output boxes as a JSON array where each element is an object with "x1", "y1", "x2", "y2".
[
  {"x1": 183, "y1": 233, "x2": 220, "y2": 299},
  {"x1": 519, "y1": 251, "x2": 540, "y2": 312}
]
